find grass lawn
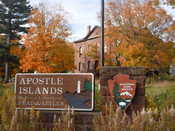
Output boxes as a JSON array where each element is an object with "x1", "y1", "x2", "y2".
[
  {"x1": 146, "y1": 81, "x2": 175, "y2": 96},
  {"x1": 146, "y1": 81, "x2": 175, "y2": 110}
]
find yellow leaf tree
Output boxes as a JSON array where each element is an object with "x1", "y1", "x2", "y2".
[
  {"x1": 86, "y1": 43, "x2": 99, "y2": 61},
  {"x1": 20, "y1": 9, "x2": 74, "y2": 73},
  {"x1": 104, "y1": 0, "x2": 175, "y2": 69}
]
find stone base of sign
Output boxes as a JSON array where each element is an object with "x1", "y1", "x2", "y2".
[{"x1": 99, "y1": 66, "x2": 146, "y2": 114}]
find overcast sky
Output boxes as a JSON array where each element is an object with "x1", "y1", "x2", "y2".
[
  {"x1": 29, "y1": 0, "x2": 101, "y2": 41},
  {"x1": 160, "y1": 0, "x2": 175, "y2": 20},
  {"x1": 29, "y1": 0, "x2": 175, "y2": 41}
]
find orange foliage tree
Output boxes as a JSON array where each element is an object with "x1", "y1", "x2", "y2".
[
  {"x1": 104, "y1": 0, "x2": 175, "y2": 69},
  {"x1": 19, "y1": 9, "x2": 74, "y2": 73}
]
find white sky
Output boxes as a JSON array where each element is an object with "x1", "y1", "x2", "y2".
[
  {"x1": 29, "y1": 0, "x2": 101, "y2": 41},
  {"x1": 29, "y1": 0, "x2": 175, "y2": 42},
  {"x1": 160, "y1": 0, "x2": 175, "y2": 21}
]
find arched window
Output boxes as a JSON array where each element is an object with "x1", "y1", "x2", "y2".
[
  {"x1": 94, "y1": 60, "x2": 99, "y2": 70},
  {"x1": 79, "y1": 62, "x2": 81, "y2": 71},
  {"x1": 87, "y1": 61, "x2": 91, "y2": 71},
  {"x1": 79, "y1": 46, "x2": 83, "y2": 56},
  {"x1": 104, "y1": 45, "x2": 107, "y2": 53}
]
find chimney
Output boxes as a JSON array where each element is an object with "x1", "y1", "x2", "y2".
[{"x1": 87, "y1": 25, "x2": 91, "y2": 34}]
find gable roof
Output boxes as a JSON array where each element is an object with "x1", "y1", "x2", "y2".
[{"x1": 74, "y1": 26, "x2": 100, "y2": 43}]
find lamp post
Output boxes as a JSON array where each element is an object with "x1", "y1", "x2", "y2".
[{"x1": 100, "y1": 0, "x2": 105, "y2": 67}]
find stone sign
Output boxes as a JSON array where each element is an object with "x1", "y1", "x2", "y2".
[
  {"x1": 15, "y1": 73, "x2": 94, "y2": 111},
  {"x1": 108, "y1": 74, "x2": 136, "y2": 110}
]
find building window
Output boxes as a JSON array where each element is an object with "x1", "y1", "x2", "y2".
[
  {"x1": 79, "y1": 46, "x2": 83, "y2": 56},
  {"x1": 87, "y1": 61, "x2": 90, "y2": 71},
  {"x1": 79, "y1": 62, "x2": 81, "y2": 71},
  {"x1": 94, "y1": 60, "x2": 99, "y2": 70},
  {"x1": 104, "y1": 45, "x2": 107, "y2": 53}
]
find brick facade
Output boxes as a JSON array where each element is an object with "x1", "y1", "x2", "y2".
[{"x1": 73, "y1": 26, "x2": 100, "y2": 73}]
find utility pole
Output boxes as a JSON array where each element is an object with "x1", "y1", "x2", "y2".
[{"x1": 100, "y1": 0, "x2": 105, "y2": 67}]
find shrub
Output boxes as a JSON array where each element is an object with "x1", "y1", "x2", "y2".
[
  {"x1": 145, "y1": 95, "x2": 157, "y2": 110},
  {"x1": 158, "y1": 73, "x2": 175, "y2": 81}
]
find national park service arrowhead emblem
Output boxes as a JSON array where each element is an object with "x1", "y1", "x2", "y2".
[{"x1": 108, "y1": 74, "x2": 136, "y2": 110}]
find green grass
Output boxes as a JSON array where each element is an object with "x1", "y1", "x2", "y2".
[
  {"x1": 146, "y1": 81, "x2": 175, "y2": 110},
  {"x1": 146, "y1": 81, "x2": 175, "y2": 96}
]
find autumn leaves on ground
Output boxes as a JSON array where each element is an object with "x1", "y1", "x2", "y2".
[{"x1": 0, "y1": 0, "x2": 175, "y2": 130}]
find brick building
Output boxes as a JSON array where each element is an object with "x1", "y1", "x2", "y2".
[{"x1": 73, "y1": 26, "x2": 100, "y2": 74}]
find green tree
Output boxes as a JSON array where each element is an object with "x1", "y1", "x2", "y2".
[
  {"x1": 0, "y1": 36, "x2": 7, "y2": 78},
  {"x1": 0, "y1": 0, "x2": 31, "y2": 39},
  {"x1": 0, "y1": 35, "x2": 19, "y2": 80},
  {"x1": 0, "y1": 0, "x2": 31, "y2": 82}
]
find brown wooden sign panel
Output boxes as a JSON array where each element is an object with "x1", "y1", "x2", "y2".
[{"x1": 15, "y1": 73, "x2": 94, "y2": 111}]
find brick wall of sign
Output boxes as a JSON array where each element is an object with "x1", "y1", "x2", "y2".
[
  {"x1": 36, "y1": 112, "x2": 99, "y2": 131},
  {"x1": 99, "y1": 66, "x2": 146, "y2": 114}
]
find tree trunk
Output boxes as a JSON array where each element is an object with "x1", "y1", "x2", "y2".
[{"x1": 4, "y1": 62, "x2": 9, "y2": 83}]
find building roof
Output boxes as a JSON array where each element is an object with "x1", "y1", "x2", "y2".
[{"x1": 74, "y1": 26, "x2": 100, "y2": 43}]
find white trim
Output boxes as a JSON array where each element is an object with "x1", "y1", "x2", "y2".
[
  {"x1": 77, "y1": 80, "x2": 81, "y2": 94},
  {"x1": 119, "y1": 83, "x2": 135, "y2": 86},
  {"x1": 15, "y1": 73, "x2": 94, "y2": 111}
]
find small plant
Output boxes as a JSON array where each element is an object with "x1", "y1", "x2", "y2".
[
  {"x1": 93, "y1": 103, "x2": 175, "y2": 131},
  {"x1": 53, "y1": 110, "x2": 74, "y2": 131},
  {"x1": 93, "y1": 103, "x2": 130, "y2": 131},
  {"x1": 0, "y1": 86, "x2": 75, "y2": 131},
  {"x1": 0, "y1": 83, "x2": 4, "y2": 96},
  {"x1": 145, "y1": 95, "x2": 157, "y2": 110},
  {"x1": 95, "y1": 87, "x2": 103, "y2": 111},
  {"x1": 0, "y1": 88, "x2": 15, "y2": 131}
]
